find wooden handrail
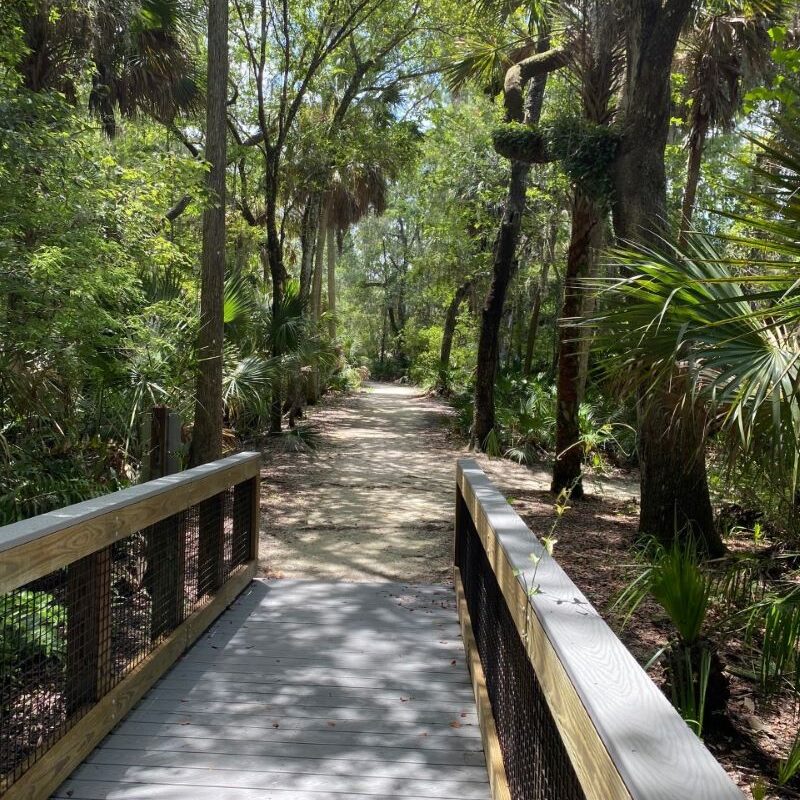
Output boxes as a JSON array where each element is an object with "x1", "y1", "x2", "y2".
[
  {"x1": 456, "y1": 458, "x2": 743, "y2": 800},
  {"x1": 0, "y1": 451, "x2": 260, "y2": 594},
  {"x1": 0, "y1": 450, "x2": 262, "y2": 799}
]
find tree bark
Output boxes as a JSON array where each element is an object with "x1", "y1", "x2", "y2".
[
  {"x1": 307, "y1": 208, "x2": 327, "y2": 404},
  {"x1": 189, "y1": 0, "x2": 228, "y2": 467},
  {"x1": 552, "y1": 192, "x2": 601, "y2": 497},
  {"x1": 575, "y1": 256, "x2": 598, "y2": 404},
  {"x1": 326, "y1": 224, "x2": 337, "y2": 340},
  {"x1": 473, "y1": 32, "x2": 559, "y2": 449},
  {"x1": 612, "y1": 0, "x2": 719, "y2": 552},
  {"x1": 523, "y1": 217, "x2": 557, "y2": 376},
  {"x1": 638, "y1": 388, "x2": 722, "y2": 555},
  {"x1": 265, "y1": 158, "x2": 288, "y2": 434},
  {"x1": 504, "y1": 47, "x2": 568, "y2": 122},
  {"x1": 299, "y1": 194, "x2": 322, "y2": 300},
  {"x1": 523, "y1": 263, "x2": 548, "y2": 376},
  {"x1": 473, "y1": 159, "x2": 530, "y2": 447},
  {"x1": 678, "y1": 113, "x2": 708, "y2": 245},
  {"x1": 437, "y1": 280, "x2": 472, "y2": 392}
]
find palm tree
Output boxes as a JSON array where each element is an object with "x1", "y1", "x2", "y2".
[
  {"x1": 446, "y1": 1, "x2": 567, "y2": 449},
  {"x1": 678, "y1": 0, "x2": 776, "y2": 242},
  {"x1": 323, "y1": 161, "x2": 388, "y2": 340},
  {"x1": 592, "y1": 110, "x2": 800, "y2": 515},
  {"x1": 551, "y1": 0, "x2": 623, "y2": 496},
  {"x1": 17, "y1": 0, "x2": 201, "y2": 136},
  {"x1": 90, "y1": 0, "x2": 202, "y2": 137},
  {"x1": 188, "y1": 0, "x2": 227, "y2": 467}
]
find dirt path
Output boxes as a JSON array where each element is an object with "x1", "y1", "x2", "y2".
[{"x1": 258, "y1": 382, "x2": 638, "y2": 583}]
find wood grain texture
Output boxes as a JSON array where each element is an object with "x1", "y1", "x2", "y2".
[
  {"x1": 53, "y1": 580, "x2": 489, "y2": 800},
  {"x1": 0, "y1": 452, "x2": 260, "y2": 594},
  {"x1": 455, "y1": 568, "x2": 511, "y2": 800},
  {"x1": 4, "y1": 562, "x2": 256, "y2": 800},
  {"x1": 457, "y1": 458, "x2": 744, "y2": 800}
]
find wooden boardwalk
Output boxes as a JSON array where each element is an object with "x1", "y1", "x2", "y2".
[{"x1": 53, "y1": 580, "x2": 489, "y2": 800}]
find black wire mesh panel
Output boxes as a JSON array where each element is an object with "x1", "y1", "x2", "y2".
[
  {"x1": 0, "y1": 478, "x2": 254, "y2": 790},
  {"x1": 455, "y1": 489, "x2": 587, "y2": 800}
]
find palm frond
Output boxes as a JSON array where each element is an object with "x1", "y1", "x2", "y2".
[
  {"x1": 590, "y1": 234, "x2": 800, "y2": 474},
  {"x1": 442, "y1": 36, "x2": 521, "y2": 92}
]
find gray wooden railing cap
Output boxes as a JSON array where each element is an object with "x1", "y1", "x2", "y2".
[
  {"x1": 0, "y1": 451, "x2": 261, "y2": 554},
  {"x1": 457, "y1": 458, "x2": 744, "y2": 800}
]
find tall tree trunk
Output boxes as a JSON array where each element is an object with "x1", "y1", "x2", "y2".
[
  {"x1": 307, "y1": 209, "x2": 327, "y2": 404},
  {"x1": 576, "y1": 220, "x2": 603, "y2": 402},
  {"x1": 326, "y1": 224, "x2": 337, "y2": 341},
  {"x1": 437, "y1": 280, "x2": 471, "y2": 393},
  {"x1": 472, "y1": 32, "x2": 561, "y2": 449},
  {"x1": 523, "y1": 260, "x2": 551, "y2": 376},
  {"x1": 678, "y1": 114, "x2": 708, "y2": 245},
  {"x1": 524, "y1": 215, "x2": 558, "y2": 376},
  {"x1": 550, "y1": 270, "x2": 562, "y2": 378},
  {"x1": 575, "y1": 274, "x2": 596, "y2": 404},
  {"x1": 265, "y1": 159, "x2": 288, "y2": 434},
  {"x1": 379, "y1": 306, "x2": 388, "y2": 369},
  {"x1": 473, "y1": 159, "x2": 529, "y2": 447},
  {"x1": 189, "y1": 0, "x2": 228, "y2": 467},
  {"x1": 299, "y1": 194, "x2": 322, "y2": 300},
  {"x1": 612, "y1": 0, "x2": 721, "y2": 554},
  {"x1": 552, "y1": 192, "x2": 600, "y2": 497},
  {"x1": 638, "y1": 389, "x2": 718, "y2": 553},
  {"x1": 288, "y1": 194, "x2": 323, "y2": 421}
]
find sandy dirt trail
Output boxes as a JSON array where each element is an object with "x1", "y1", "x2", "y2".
[{"x1": 258, "y1": 382, "x2": 637, "y2": 583}]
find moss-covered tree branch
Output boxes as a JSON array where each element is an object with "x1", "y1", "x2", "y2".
[{"x1": 503, "y1": 47, "x2": 568, "y2": 123}]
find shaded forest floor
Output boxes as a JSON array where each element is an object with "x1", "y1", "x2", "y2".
[{"x1": 258, "y1": 382, "x2": 794, "y2": 799}]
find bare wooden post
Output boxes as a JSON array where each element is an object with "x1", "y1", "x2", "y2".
[
  {"x1": 148, "y1": 406, "x2": 169, "y2": 481},
  {"x1": 145, "y1": 406, "x2": 186, "y2": 639},
  {"x1": 147, "y1": 407, "x2": 182, "y2": 481}
]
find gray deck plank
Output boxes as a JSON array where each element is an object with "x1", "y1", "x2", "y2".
[
  {"x1": 64, "y1": 763, "x2": 488, "y2": 798},
  {"x1": 106, "y1": 720, "x2": 483, "y2": 750},
  {"x1": 132, "y1": 696, "x2": 478, "y2": 725},
  {"x1": 84, "y1": 732, "x2": 486, "y2": 766},
  {"x1": 53, "y1": 780, "x2": 475, "y2": 800},
  {"x1": 84, "y1": 747, "x2": 488, "y2": 780},
  {"x1": 165, "y1": 662, "x2": 473, "y2": 688},
  {"x1": 53, "y1": 580, "x2": 489, "y2": 799},
  {"x1": 123, "y1": 708, "x2": 479, "y2": 736}
]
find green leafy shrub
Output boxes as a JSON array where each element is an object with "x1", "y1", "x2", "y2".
[
  {"x1": 0, "y1": 591, "x2": 66, "y2": 683},
  {"x1": 329, "y1": 363, "x2": 366, "y2": 393}
]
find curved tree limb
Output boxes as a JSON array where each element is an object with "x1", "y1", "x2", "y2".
[{"x1": 503, "y1": 47, "x2": 568, "y2": 122}]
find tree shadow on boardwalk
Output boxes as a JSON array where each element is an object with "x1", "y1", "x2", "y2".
[{"x1": 55, "y1": 579, "x2": 490, "y2": 799}]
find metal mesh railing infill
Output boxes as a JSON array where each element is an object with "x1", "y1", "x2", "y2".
[
  {"x1": 0, "y1": 472, "x2": 256, "y2": 792},
  {"x1": 455, "y1": 488, "x2": 587, "y2": 800}
]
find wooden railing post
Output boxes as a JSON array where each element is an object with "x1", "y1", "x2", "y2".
[
  {"x1": 249, "y1": 472, "x2": 261, "y2": 561},
  {"x1": 146, "y1": 406, "x2": 182, "y2": 481},
  {"x1": 232, "y1": 470, "x2": 260, "y2": 565},
  {"x1": 198, "y1": 493, "x2": 225, "y2": 596},
  {"x1": 145, "y1": 407, "x2": 186, "y2": 640},
  {"x1": 65, "y1": 549, "x2": 112, "y2": 716}
]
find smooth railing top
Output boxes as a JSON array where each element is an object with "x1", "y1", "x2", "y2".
[
  {"x1": 0, "y1": 451, "x2": 261, "y2": 595},
  {"x1": 456, "y1": 458, "x2": 743, "y2": 800}
]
